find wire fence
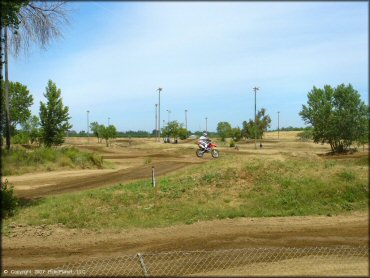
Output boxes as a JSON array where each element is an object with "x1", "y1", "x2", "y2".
[{"x1": 15, "y1": 246, "x2": 370, "y2": 277}]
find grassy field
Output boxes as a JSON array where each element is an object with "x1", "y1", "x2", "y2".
[
  {"x1": 2, "y1": 146, "x2": 112, "y2": 176},
  {"x1": 5, "y1": 151, "x2": 367, "y2": 230}
]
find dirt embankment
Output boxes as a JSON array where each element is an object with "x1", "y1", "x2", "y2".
[{"x1": 2, "y1": 211, "x2": 367, "y2": 269}]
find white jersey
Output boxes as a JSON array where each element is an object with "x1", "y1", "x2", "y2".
[{"x1": 199, "y1": 135, "x2": 208, "y2": 141}]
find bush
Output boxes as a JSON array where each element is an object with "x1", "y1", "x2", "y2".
[
  {"x1": 229, "y1": 140, "x2": 235, "y2": 147},
  {"x1": 297, "y1": 128, "x2": 313, "y2": 141},
  {"x1": 11, "y1": 132, "x2": 30, "y2": 144},
  {"x1": 1, "y1": 179, "x2": 18, "y2": 217},
  {"x1": 2, "y1": 146, "x2": 105, "y2": 175}
]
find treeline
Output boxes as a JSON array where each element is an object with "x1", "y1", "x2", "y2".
[
  {"x1": 270, "y1": 126, "x2": 307, "y2": 131},
  {"x1": 69, "y1": 130, "x2": 154, "y2": 138}
]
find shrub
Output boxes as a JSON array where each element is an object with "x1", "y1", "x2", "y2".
[
  {"x1": 1, "y1": 179, "x2": 18, "y2": 217},
  {"x1": 11, "y1": 132, "x2": 30, "y2": 144},
  {"x1": 229, "y1": 140, "x2": 235, "y2": 147}
]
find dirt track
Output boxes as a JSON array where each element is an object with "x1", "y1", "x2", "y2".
[
  {"x1": 8, "y1": 141, "x2": 204, "y2": 199},
  {"x1": 3, "y1": 138, "x2": 368, "y2": 274},
  {"x1": 3, "y1": 211, "x2": 367, "y2": 270}
]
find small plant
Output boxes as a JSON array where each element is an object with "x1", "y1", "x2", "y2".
[
  {"x1": 1, "y1": 179, "x2": 18, "y2": 218},
  {"x1": 144, "y1": 158, "x2": 152, "y2": 165},
  {"x1": 337, "y1": 171, "x2": 355, "y2": 182}
]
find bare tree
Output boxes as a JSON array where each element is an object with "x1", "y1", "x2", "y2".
[
  {"x1": 2, "y1": 1, "x2": 70, "y2": 150},
  {"x1": 9, "y1": 1, "x2": 70, "y2": 55}
]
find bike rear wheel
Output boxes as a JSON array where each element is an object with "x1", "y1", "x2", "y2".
[{"x1": 196, "y1": 149, "x2": 204, "y2": 158}]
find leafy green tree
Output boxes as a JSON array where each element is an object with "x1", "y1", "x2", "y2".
[
  {"x1": 178, "y1": 127, "x2": 188, "y2": 140},
  {"x1": 0, "y1": 1, "x2": 28, "y2": 28},
  {"x1": 231, "y1": 127, "x2": 242, "y2": 142},
  {"x1": 162, "y1": 121, "x2": 183, "y2": 141},
  {"x1": 242, "y1": 108, "x2": 271, "y2": 140},
  {"x1": 217, "y1": 121, "x2": 232, "y2": 141},
  {"x1": 39, "y1": 80, "x2": 71, "y2": 147},
  {"x1": 101, "y1": 124, "x2": 117, "y2": 146},
  {"x1": 1, "y1": 0, "x2": 29, "y2": 151},
  {"x1": 90, "y1": 122, "x2": 102, "y2": 142},
  {"x1": 1, "y1": 80, "x2": 33, "y2": 135},
  {"x1": 300, "y1": 84, "x2": 368, "y2": 153}
]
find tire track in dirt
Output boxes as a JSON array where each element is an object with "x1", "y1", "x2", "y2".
[{"x1": 14, "y1": 161, "x2": 199, "y2": 199}]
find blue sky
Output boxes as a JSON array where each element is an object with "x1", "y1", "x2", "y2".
[{"x1": 9, "y1": 1, "x2": 368, "y2": 133}]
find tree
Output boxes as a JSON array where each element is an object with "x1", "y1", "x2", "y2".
[
  {"x1": 217, "y1": 121, "x2": 232, "y2": 141},
  {"x1": 1, "y1": 1, "x2": 69, "y2": 151},
  {"x1": 1, "y1": 80, "x2": 33, "y2": 135},
  {"x1": 90, "y1": 121, "x2": 104, "y2": 143},
  {"x1": 101, "y1": 124, "x2": 117, "y2": 147},
  {"x1": 39, "y1": 80, "x2": 71, "y2": 147},
  {"x1": 242, "y1": 108, "x2": 271, "y2": 139},
  {"x1": 300, "y1": 84, "x2": 368, "y2": 153},
  {"x1": 178, "y1": 127, "x2": 188, "y2": 140},
  {"x1": 231, "y1": 127, "x2": 242, "y2": 142},
  {"x1": 161, "y1": 121, "x2": 183, "y2": 141}
]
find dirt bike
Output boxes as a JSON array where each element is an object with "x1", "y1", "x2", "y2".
[{"x1": 196, "y1": 142, "x2": 219, "y2": 158}]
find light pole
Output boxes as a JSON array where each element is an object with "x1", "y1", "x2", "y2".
[
  {"x1": 277, "y1": 111, "x2": 280, "y2": 140},
  {"x1": 205, "y1": 117, "x2": 208, "y2": 133},
  {"x1": 155, "y1": 104, "x2": 158, "y2": 141},
  {"x1": 252, "y1": 87, "x2": 259, "y2": 149},
  {"x1": 185, "y1": 109, "x2": 188, "y2": 132},
  {"x1": 166, "y1": 109, "x2": 171, "y2": 123},
  {"x1": 157, "y1": 87, "x2": 162, "y2": 141},
  {"x1": 108, "y1": 117, "x2": 110, "y2": 126},
  {"x1": 87, "y1": 110, "x2": 90, "y2": 138}
]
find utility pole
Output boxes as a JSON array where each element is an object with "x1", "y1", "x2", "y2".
[
  {"x1": 185, "y1": 109, "x2": 188, "y2": 135},
  {"x1": 252, "y1": 87, "x2": 259, "y2": 150},
  {"x1": 108, "y1": 117, "x2": 110, "y2": 126},
  {"x1": 157, "y1": 88, "x2": 162, "y2": 141},
  {"x1": 277, "y1": 111, "x2": 280, "y2": 140},
  {"x1": 87, "y1": 110, "x2": 90, "y2": 138},
  {"x1": 205, "y1": 117, "x2": 208, "y2": 133},
  {"x1": 155, "y1": 104, "x2": 158, "y2": 141}
]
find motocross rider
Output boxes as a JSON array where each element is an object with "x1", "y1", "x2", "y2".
[{"x1": 199, "y1": 132, "x2": 211, "y2": 150}]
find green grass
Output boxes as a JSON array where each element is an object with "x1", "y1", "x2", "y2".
[
  {"x1": 4, "y1": 153, "x2": 368, "y2": 230},
  {"x1": 2, "y1": 146, "x2": 111, "y2": 175}
]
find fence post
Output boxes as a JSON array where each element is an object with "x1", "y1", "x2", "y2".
[
  {"x1": 151, "y1": 166, "x2": 156, "y2": 188},
  {"x1": 137, "y1": 253, "x2": 149, "y2": 277},
  {"x1": 152, "y1": 166, "x2": 158, "y2": 207}
]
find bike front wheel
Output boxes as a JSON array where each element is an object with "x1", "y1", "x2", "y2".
[{"x1": 211, "y1": 149, "x2": 219, "y2": 158}]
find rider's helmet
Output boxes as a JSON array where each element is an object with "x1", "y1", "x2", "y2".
[{"x1": 203, "y1": 132, "x2": 208, "y2": 137}]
